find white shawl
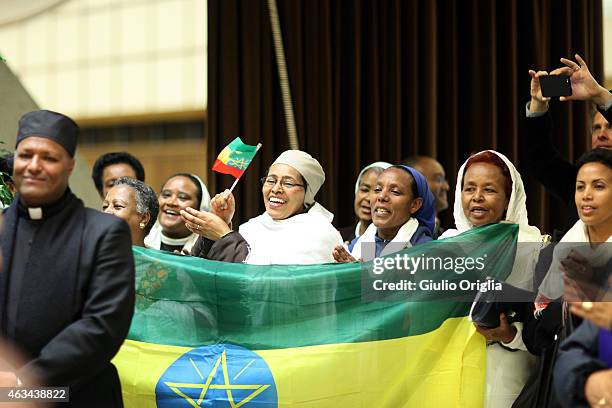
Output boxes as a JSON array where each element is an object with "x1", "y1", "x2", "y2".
[
  {"x1": 539, "y1": 219, "x2": 612, "y2": 299},
  {"x1": 239, "y1": 202, "x2": 343, "y2": 265},
  {"x1": 440, "y1": 150, "x2": 549, "y2": 290},
  {"x1": 350, "y1": 217, "x2": 419, "y2": 261}
]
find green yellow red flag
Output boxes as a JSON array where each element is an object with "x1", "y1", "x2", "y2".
[
  {"x1": 211, "y1": 137, "x2": 260, "y2": 179},
  {"x1": 114, "y1": 223, "x2": 519, "y2": 407}
]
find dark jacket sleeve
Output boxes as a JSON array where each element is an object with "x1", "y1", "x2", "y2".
[
  {"x1": 523, "y1": 301, "x2": 562, "y2": 356},
  {"x1": 19, "y1": 218, "x2": 135, "y2": 391},
  {"x1": 338, "y1": 225, "x2": 356, "y2": 243},
  {"x1": 553, "y1": 320, "x2": 607, "y2": 408},
  {"x1": 191, "y1": 231, "x2": 250, "y2": 263},
  {"x1": 520, "y1": 109, "x2": 577, "y2": 206}
]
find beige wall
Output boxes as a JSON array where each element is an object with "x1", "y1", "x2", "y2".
[
  {"x1": 0, "y1": 0, "x2": 206, "y2": 120},
  {"x1": 0, "y1": 60, "x2": 101, "y2": 207},
  {"x1": 77, "y1": 139, "x2": 209, "y2": 204}
]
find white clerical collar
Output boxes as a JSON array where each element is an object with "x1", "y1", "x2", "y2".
[{"x1": 28, "y1": 207, "x2": 43, "y2": 220}]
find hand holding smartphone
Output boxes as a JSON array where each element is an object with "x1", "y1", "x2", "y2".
[{"x1": 539, "y1": 74, "x2": 572, "y2": 98}]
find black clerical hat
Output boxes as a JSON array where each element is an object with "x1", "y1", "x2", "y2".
[{"x1": 16, "y1": 110, "x2": 79, "y2": 157}]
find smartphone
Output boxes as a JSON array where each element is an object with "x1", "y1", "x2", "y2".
[{"x1": 539, "y1": 74, "x2": 572, "y2": 98}]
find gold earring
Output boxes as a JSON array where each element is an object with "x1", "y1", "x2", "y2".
[{"x1": 139, "y1": 222, "x2": 146, "y2": 229}]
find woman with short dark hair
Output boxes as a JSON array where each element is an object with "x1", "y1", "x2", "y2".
[
  {"x1": 548, "y1": 148, "x2": 612, "y2": 408},
  {"x1": 102, "y1": 177, "x2": 159, "y2": 247}
]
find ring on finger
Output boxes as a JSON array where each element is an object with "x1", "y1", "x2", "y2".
[{"x1": 582, "y1": 301, "x2": 593, "y2": 311}]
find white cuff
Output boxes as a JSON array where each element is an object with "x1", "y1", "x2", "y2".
[
  {"x1": 501, "y1": 322, "x2": 527, "y2": 351},
  {"x1": 526, "y1": 101, "x2": 547, "y2": 118},
  {"x1": 599, "y1": 96, "x2": 612, "y2": 111}
]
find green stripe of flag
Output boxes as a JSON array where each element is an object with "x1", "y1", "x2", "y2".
[{"x1": 129, "y1": 223, "x2": 518, "y2": 349}]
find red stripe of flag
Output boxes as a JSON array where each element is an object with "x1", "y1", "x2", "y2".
[{"x1": 211, "y1": 160, "x2": 245, "y2": 179}]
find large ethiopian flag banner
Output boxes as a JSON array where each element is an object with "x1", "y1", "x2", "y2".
[{"x1": 114, "y1": 223, "x2": 519, "y2": 407}]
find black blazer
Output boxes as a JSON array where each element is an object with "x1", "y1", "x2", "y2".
[{"x1": 1, "y1": 204, "x2": 135, "y2": 408}]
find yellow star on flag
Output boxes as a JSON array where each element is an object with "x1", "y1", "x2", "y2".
[{"x1": 164, "y1": 350, "x2": 270, "y2": 408}]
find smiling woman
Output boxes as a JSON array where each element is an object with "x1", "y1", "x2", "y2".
[
  {"x1": 187, "y1": 150, "x2": 343, "y2": 265},
  {"x1": 102, "y1": 177, "x2": 158, "y2": 247},
  {"x1": 143, "y1": 173, "x2": 211, "y2": 253}
]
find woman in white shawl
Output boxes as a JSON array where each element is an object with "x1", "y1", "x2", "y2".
[
  {"x1": 539, "y1": 148, "x2": 612, "y2": 303},
  {"x1": 185, "y1": 150, "x2": 343, "y2": 265},
  {"x1": 521, "y1": 148, "x2": 612, "y2": 408},
  {"x1": 440, "y1": 150, "x2": 549, "y2": 408},
  {"x1": 144, "y1": 173, "x2": 211, "y2": 253}
]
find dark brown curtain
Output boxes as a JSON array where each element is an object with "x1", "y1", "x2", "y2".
[{"x1": 208, "y1": 0, "x2": 603, "y2": 234}]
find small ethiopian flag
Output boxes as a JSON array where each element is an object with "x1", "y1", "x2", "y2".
[{"x1": 212, "y1": 137, "x2": 261, "y2": 179}]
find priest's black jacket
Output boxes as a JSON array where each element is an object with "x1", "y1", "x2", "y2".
[{"x1": 0, "y1": 190, "x2": 135, "y2": 407}]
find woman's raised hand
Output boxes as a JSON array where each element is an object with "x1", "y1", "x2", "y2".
[
  {"x1": 181, "y1": 207, "x2": 231, "y2": 241},
  {"x1": 210, "y1": 189, "x2": 236, "y2": 225}
]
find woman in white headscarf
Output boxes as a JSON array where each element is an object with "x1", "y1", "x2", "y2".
[
  {"x1": 338, "y1": 162, "x2": 392, "y2": 243},
  {"x1": 185, "y1": 150, "x2": 343, "y2": 264},
  {"x1": 440, "y1": 150, "x2": 549, "y2": 408},
  {"x1": 144, "y1": 173, "x2": 211, "y2": 253}
]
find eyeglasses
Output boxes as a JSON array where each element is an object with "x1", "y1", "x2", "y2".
[{"x1": 260, "y1": 176, "x2": 305, "y2": 190}]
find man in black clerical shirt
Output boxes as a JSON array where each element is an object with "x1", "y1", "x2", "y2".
[{"x1": 0, "y1": 110, "x2": 135, "y2": 407}]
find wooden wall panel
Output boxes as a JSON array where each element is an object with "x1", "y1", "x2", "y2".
[{"x1": 77, "y1": 140, "x2": 209, "y2": 202}]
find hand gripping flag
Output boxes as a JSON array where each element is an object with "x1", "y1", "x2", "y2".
[{"x1": 212, "y1": 137, "x2": 261, "y2": 179}]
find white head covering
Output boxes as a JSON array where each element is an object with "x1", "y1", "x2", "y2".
[
  {"x1": 442, "y1": 150, "x2": 542, "y2": 239},
  {"x1": 354, "y1": 162, "x2": 392, "y2": 193},
  {"x1": 144, "y1": 173, "x2": 211, "y2": 252},
  {"x1": 352, "y1": 162, "x2": 392, "y2": 238},
  {"x1": 272, "y1": 150, "x2": 325, "y2": 207},
  {"x1": 440, "y1": 150, "x2": 549, "y2": 289},
  {"x1": 192, "y1": 174, "x2": 211, "y2": 212}
]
